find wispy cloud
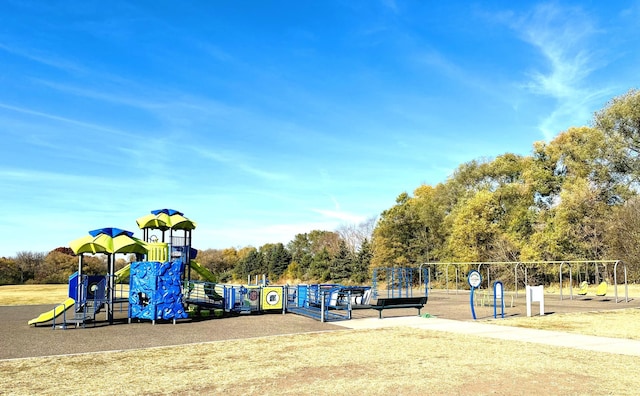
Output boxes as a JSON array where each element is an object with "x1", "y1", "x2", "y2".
[
  {"x1": 192, "y1": 146, "x2": 290, "y2": 181},
  {"x1": 413, "y1": 47, "x2": 511, "y2": 101},
  {"x1": 381, "y1": 0, "x2": 399, "y2": 14},
  {"x1": 508, "y1": 3, "x2": 613, "y2": 139},
  {"x1": 310, "y1": 194, "x2": 367, "y2": 223},
  {"x1": 518, "y1": 4, "x2": 597, "y2": 98},
  {"x1": 32, "y1": 78, "x2": 237, "y2": 119},
  {"x1": 0, "y1": 101, "x2": 167, "y2": 171},
  {"x1": 312, "y1": 208, "x2": 367, "y2": 223},
  {"x1": 0, "y1": 102, "x2": 133, "y2": 138},
  {"x1": 417, "y1": 49, "x2": 466, "y2": 82},
  {"x1": 0, "y1": 42, "x2": 86, "y2": 75}
]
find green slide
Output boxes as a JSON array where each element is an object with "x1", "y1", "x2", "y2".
[
  {"x1": 189, "y1": 260, "x2": 223, "y2": 300},
  {"x1": 115, "y1": 264, "x2": 130, "y2": 283}
]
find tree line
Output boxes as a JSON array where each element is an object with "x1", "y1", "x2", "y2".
[
  {"x1": 0, "y1": 223, "x2": 376, "y2": 285},
  {"x1": 3, "y1": 89, "x2": 640, "y2": 285},
  {"x1": 372, "y1": 88, "x2": 640, "y2": 283}
]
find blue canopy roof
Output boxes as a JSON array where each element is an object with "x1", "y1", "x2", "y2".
[
  {"x1": 151, "y1": 209, "x2": 184, "y2": 216},
  {"x1": 88, "y1": 227, "x2": 134, "y2": 238}
]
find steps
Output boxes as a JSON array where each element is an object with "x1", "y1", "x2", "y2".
[{"x1": 63, "y1": 300, "x2": 104, "y2": 328}]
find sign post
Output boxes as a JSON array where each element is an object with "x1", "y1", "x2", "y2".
[
  {"x1": 526, "y1": 285, "x2": 545, "y2": 317},
  {"x1": 468, "y1": 270, "x2": 482, "y2": 320},
  {"x1": 493, "y1": 281, "x2": 504, "y2": 319}
]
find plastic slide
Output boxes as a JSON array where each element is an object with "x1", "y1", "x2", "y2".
[
  {"x1": 189, "y1": 260, "x2": 223, "y2": 299},
  {"x1": 28, "y1": 297, "x2": 75, "y2": 325},
  {"x1": 189, "y1": 260, "x2": 216, "y2": 283},
  {"x1": 115, "y1": 264, "x2": 131, "y2": 283}
]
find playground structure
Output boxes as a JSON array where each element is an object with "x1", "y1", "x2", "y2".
[
  {"x1": 372, "y1": 267, "x2": 430, "y2": 299},
  {"x1": 286, "y1": 284, "x2": 374, "y2": 322},
  {"x1": 424, "y1": 260, "x2": 630, "y2": 303},
  {"x1": 28, "y1": 209, "x2": 397, "y2": 327},
  {"x1": 27, "y1": 211, "x2": 633, "y2": 328},
  {"x1": 36, "y1": 212, "x2": 631, "y2": 326}
]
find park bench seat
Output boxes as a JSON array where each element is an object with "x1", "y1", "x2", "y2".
[{"x1": 371, "y1": 296, "x2": 428, "y2": 319}]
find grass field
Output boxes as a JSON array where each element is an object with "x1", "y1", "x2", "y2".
[{"x1": 2, "y1": 285, "x2": 640, "y2": 395}]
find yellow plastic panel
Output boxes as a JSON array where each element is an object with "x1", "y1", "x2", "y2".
[
  {"x1": 147, "y1": 242, "x2": 168, "y2": 262},
  {"x1": 261, "y1": 286, "x2": 283, "y2": 310}
]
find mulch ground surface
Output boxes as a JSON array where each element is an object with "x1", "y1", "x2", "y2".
[{"x1": 2, "y1": 290, "x2": 638, "y2": 360}]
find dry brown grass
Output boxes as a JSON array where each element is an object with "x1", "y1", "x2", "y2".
[
  {"x1": 492, "y1": 308, "x2": 640, "y2": 339},
  {"x1": 1, "y1": 327, "x2": 639, "y2": 395},
  {"x1": 2, "y1": 285, "x2": 640, "y2": 395},
  {"x1": 0, "y1": 284, "x2": 68, "y2": 305},
  {"x1": 0, "y1": 284, "x2": 129, "y2": 306}
]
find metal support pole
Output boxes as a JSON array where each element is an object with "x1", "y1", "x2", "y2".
[
  {"x1": 347, "y1": 291, "x2": 352, "y2": 320},
  {"x1": 559, "y1": 262, "x2": 572, "y2": 301},
  {"x1": 282, "y1": 285, "x2": 287, "y2": 315},
  {"x1": 613, "y1": 260, "x2": 629, "y2": 303},
  {"x1": 320, "y1": 291, "x2": 325, "y2": 323}
]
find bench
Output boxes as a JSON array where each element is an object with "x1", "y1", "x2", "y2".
[{"x1": 370, "y1": 296, "x2": 428, "y2": 319}]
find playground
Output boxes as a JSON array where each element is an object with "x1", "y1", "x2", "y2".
[
  {"x1": 24, "y1": 209, "x2": 436, "y2": 330},
  {"x1": 2, "y1": 291, "x2": 640, "y2": 395},
  {"x1": 4, "y1": 287, "x2": 640, "y2": 360},
  {"x1": 4, "y1": 208, "x2": 640, "y2": 393},
  {"x1": 23, "y1": 209, "x2": 638, "y2": 331}
]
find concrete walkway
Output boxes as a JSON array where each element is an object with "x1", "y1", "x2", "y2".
[{"x1": 333, "y1": 316, "x2": 640, "y2": 357}]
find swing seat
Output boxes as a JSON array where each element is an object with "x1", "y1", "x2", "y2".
[
  {"x1": 577, "y1": 281, "x2": 588, "y2": 295},
  {"x1": 595, "y1": 281, "x2": 608, "y2": 296}
]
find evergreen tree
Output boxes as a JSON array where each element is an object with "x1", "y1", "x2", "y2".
[
  {"x1": 234, "y1": 248, "x2": 264, "y2": 280},
  {"x1": 329, "y1": 240, "x2": 353, "y2": 283},
  {"x1": 261, "y1": 243, "x2": 292, "y2": 280},
  {"x1": 352, "y1": 238, "x2": 372, "y2": 283},
  {"x1": 309, "y1": 248, "x2": 331, "y2": 282}
]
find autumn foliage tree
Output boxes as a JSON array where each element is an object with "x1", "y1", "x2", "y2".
[{"x1": 371, "y1": 88, "x2": 640, "y2": 284}]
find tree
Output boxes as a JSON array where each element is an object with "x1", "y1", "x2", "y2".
[
  {"x1": 548, "y1": 178, "x2": 609, "y2": 260},
  {"x1": 308, "y1": 248, "x2": 331, "y2": 281},
  {"x1": 38, "y1": 250, "x2": 77, "y2": 284},
  {"x1": 81, "y1": 255, "x2": 109, "y2": 276},
  {"x1": 539, "y1": 126, "x2": 630, "y2": 204},
  {"x1": 412, "y1": 183, "x2": 453, "y2": 263},
  {"x1": 307, "y1": 230, "x2": 342, "y2": 257},
  {"x1": 352, "y1": 238, "x2": 372, "y2": 283},
  {"x1": 336, "y1": 216, "x2": 376, "y2": 254},
  {"x1": 195, "y1": 248, "x2": 238, "y2": 280},
  {"x1": 233, "y1": 247, "x2": 263, "y2": 280},
  {"x1": 594, "y1": 88, "x2": 640, "y2": 180},
  {"x1": 282, "y1": 261, "x2": 304, "y2": 282},
  {"x1": 287, "y1": 233, "x2": 311, "y2": 262},
  {"x1": 0, "y1": 257, "x2": 20, "y2": 285},
  {"x1": 14, "y1": 251, "x2": 45, "y2": 284},
  {"x1": 221, "y1": 248, "x2": 241, "y2": 272},
  {"x1": 329, "y1": 240, "x2": 353, "y2": 283},
  {"x1": 445, "y1": 190, "x2": 502, "y2": 262},
  {"x1": 371, "y1": 192, "x2": 424, "y2": 268},
  {"x1": 522, "y1": 127, "x2": 628, "y2": 261},
  {"x1": 287, "y1": 231, "x2": 341, "y2": 279},
  {"x1": 196, "y1": 249, "x2": 224, "y2": 276},
  {"x1": 606, "y1": 196, "x2": 640, "y2": 282},
  {"x1": 261, "y1": 243, "x2": 292, "y2": 280}
]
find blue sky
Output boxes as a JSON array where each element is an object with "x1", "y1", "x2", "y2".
[{"x1": 1, "y1": 1, "x2": 639, "y2": 257}]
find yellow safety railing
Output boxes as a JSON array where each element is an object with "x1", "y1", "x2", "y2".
[{"x1": 146, "y1": 242, "x2": 168, "y2": 262}]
